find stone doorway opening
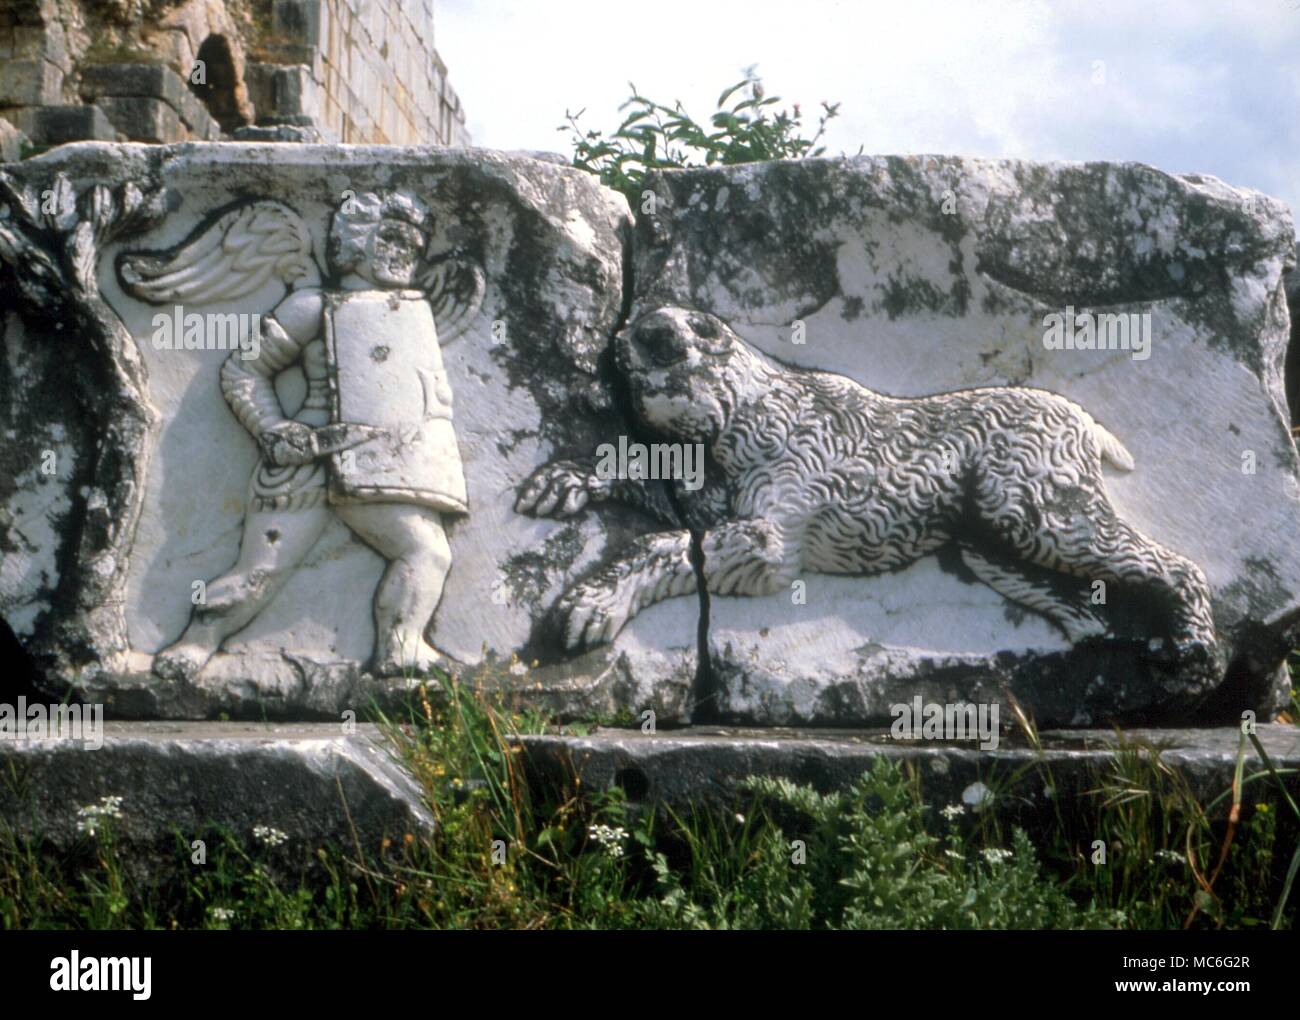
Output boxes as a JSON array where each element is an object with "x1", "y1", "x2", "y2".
[{"x1": 189, "y1": 34, "x2": 244, "y2": 133}]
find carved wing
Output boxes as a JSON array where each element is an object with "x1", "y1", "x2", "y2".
[
  {"x1": 417, "y1": 256, "x2": 485, "y2": 343},
  {"x1": 117, "y1": 200, "x2": 320, "y2": 305}
]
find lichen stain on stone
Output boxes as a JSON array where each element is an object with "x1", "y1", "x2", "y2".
[
  {"x1": 877, "y1": 271, "x2": 959, "y2": 321},
  {"x1": 503, "y1": 523, "x2": 585, "y2": 611}
]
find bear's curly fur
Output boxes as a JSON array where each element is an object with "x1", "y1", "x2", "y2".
[{"x1": 518, "y1": 306, "x2": 1216, "y2": 662}]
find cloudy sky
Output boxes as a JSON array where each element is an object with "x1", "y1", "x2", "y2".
[{"x1": 438, "y1": 0, "x2": 1300, "y2": 217}]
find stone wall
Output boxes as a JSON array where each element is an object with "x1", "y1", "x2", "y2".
[
  {"x1": 247, "y1": 0, "x2": 471, "y2": 146},
  {"x1": 0, "y1": 0, "x2": 469, "y2": 155}
]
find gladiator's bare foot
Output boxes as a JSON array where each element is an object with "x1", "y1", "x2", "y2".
[
  {"x1": 374, "y1": 636, "x2": 457, "y2": 681},
  {"x1": 152, "y1": 642, "x2": 212, "y2": 681}
]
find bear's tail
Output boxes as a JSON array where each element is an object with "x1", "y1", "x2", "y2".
[{"x1": 1086, "y1": 414, "x2": 1135, "y2": 471}]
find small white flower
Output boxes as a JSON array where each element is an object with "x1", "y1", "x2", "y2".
[
  {"x1": 982, "y1": 847, "x2": 1013, "y2": 864},
  {"x1": 586, "y1": 823, "x2": 629, "y2": 859},
  {"x1": 586, "y1": 823, "x2": 627, "y2": 843},
  {"x1": 1154, "y1": 849, "x2": 1187, "y2": 864},
  {"x1": 735, "y1": 813, "x2": 746, "y2": 825},
  {"x1": 209, "y1": 907, "x2": 235, "y2": 922},
  {"x1": 944, "y1": 849, "x2": 964, "y2": 860},
  {"x1": 940, "y1": 803, "x2": 965, "y2": 820},
  {"x1": 253, "y1": 825, "x2": 289, "y2": 848},
  {"x1": 75, "y1": 795, "x2": 124, "y2": 836}
]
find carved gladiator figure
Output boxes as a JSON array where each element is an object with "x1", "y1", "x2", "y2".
[{"x1": 119, "y1": 192, "x2": 484, "y2": 678}]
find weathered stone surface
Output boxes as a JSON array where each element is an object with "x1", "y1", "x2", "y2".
[
  {"x1": 0, "y1": 142, "x2": 696, "y2": 721},
  {"x1": 9, "y1": 720, "x2": 1290, "y2": 871},
  {"x1": 3, "y1": 147, "x2": 1298, "y2": 730},
  {"x1": 691, "y1": 157, "x2": 1300, "y2": 722},
  {"x1": 78, "y1": 62, "x2": 188, "y2": 109},
  {"x1": 151, "y1": 0, "x2": 256, "y2": 129},
  {"x1": 244, "y1": 62, "x2": 317, "y2": 122},
  {"x1": 566, "y1": 156, "x2": 1295, "y2": 727},
  {"x1": 3, "y1": 102, "x2": 119, "y2": 144},
  {"x1": 0, "y1": 58, "x2": 63, "y2": 106},
  {"x1": 0, "y1": 721, "x2": 433, "y2": 850},
  {"x1": 94, "y1": 95, "x2": 186, "y2": 144},
  {"x1": 520, "y1": 724, "x2": 1300, "y2": 817},
  {"x1": 175, "y1": 85, "x2": 219, "y2": 140},
  {"x1": 1285, "y1": 246, "x2": 1299, "y2": 423},
  {"x1": 0, "y1": 116, "x2": 27, "y2": 162},
  {"x1": 230, "y1": 122, "x2": 326, "y2": 143},
  {"x1": 0, "y1": 0, "x2": 469, "y2": 148},
  {"x1": 77, "y1": 61, "x2": 219, "y2": 141}
]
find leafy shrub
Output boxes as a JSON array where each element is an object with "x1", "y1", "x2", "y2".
[
  {"x1": 634, "y1": 761, "x2": 1122, "y2": 930},
  {"x1": 562, "y1": 72, "x2": 842, "y2": 207}
]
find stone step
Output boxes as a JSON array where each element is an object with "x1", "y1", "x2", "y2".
[
  {"x1": 519, "y1": 724, "x2": 1300, "y2": 820},
  {"x1": 2, "y1": 722, "x2": 1294, "y2": 865},
  {"x1": 0, "y1": 722, "x2": 433, "y2": 853}
]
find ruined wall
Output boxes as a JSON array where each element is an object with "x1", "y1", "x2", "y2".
[
  {"x1": 247, "y1": 0, "x2": 471, "y2": 146},
  {"x1": 0, "y1": 0, "x2": 469, "y2": 156}
]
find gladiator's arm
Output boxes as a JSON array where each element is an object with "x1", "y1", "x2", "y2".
[
  {"x1": 219, "y1": 314, "x2": 305, "y2": 437},
  {"x1": 219, "y1": 289, "x2": 321, "y2": 438}
]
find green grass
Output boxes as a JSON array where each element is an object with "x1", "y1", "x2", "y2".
[{"x1": 0, "y1": 675, "x2": 1296, "y2": 930}]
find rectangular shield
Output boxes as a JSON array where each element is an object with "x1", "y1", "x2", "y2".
[{"x1": 323, "y1": 289, "x2": 468, "y2": 512}]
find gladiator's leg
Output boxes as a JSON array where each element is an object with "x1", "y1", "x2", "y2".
[
  {"x1": 337, "y1": 502, "x2": 452, "y2": 675},
  {"x1": 153, "y1": 504, "x2": 331, "y2": 680}
]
